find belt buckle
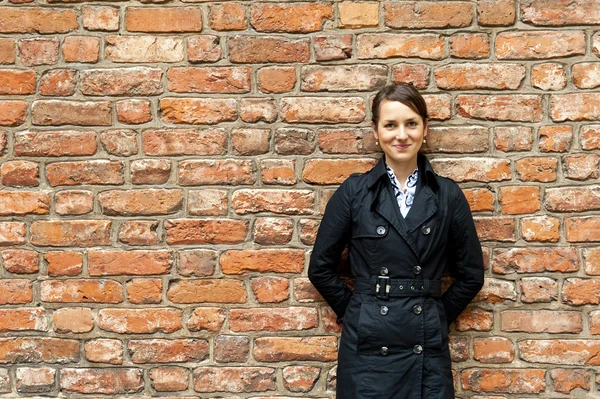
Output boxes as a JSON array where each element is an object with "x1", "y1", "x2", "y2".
[{"x1": 376, "y1": 275, "x2": 390, "y2": 300}]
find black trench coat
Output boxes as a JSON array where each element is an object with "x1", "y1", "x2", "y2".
[{"x1": 308, "y1": 154, "x2": 484, "y2": 399}]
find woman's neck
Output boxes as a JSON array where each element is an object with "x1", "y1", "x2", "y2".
[{"x1": 387, "y1": 158, "x2": 418, "y2": 190}]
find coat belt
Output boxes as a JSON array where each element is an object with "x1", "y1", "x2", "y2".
[{"x1": 353, "y1": 277, "x2": 442, "y2": 298}]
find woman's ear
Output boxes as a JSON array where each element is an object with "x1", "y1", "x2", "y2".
[
  {"x1": 423, "y1": 118, "x2": 429, "y2": 138},
  {"x1": 371, "y1": 121, "x2": 378, "y2": 141}
]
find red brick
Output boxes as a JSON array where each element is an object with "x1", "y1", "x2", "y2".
[
  {"x1": 254, "y1": 336, "x2": 337, "y2": 362},
  {"x1": 455, "y1": 308, "x2": 493, "y2": 331},
  {"x1": 230, "y1": 307, "x2": 317, "y2": 332},
  {"x1": 18, "y1": 38, "x2": 59, "y2": 66},
  {"x1": 97, "y1": 308, "x2": 182, "y2": 334},
  {"x1": 46, "y1": 160, "x2": 123, "y2": 187},
  {"x1": 572, "y1": 62, "x2": 600, "y2": 89},
  {"x1": 178, "y1": 250, "x2": 216, "y2": 277},
  {"x1": 567, "y1": 216, "x2": 600, "y2": 242},
  {"x1": 106, "y1": 36, "x2": 184, "y2": 63},
  {"x1": 283, "y1": 365, "x2": 321, "y2": 392},
  {"x1": 251, "y1": 276, "x2": 290, "y2": 303},
  {"x1": 457, "y1": 95, "x2": 542, "y2": 122},
  {"x1": 0, "y1": 7, "x2": 77, "y2": 34},
  {"x1": 594, "y1": 32, "x2": 600, "y2": 56},
  {"x1": 209, "y1": 3, "x2": 246, "y2": 31},
  {"x1": 254, "y1": 218, "x2": 293, "y2": 245},
  {"x1": 16, "y1": 366, "x2": 54, "y2": 393},
  {"x1": 357, "y1": 33, "x2": 445, "y2": 60},
  {"x1": 501, "y1": 310, "x2": 582, "y2": 333},
  {"x1": 275, "y1": 127, "x2": 316, "y2": 155},
  {"x1": 550, "y1": 368, "x2": 590, "y2": 394},
  {"x1": 546, "y1": 186, "x2": 600, "y2": 212},
  {"x1": 493, "y1": 248, "x2": 577, "y2": 274},
  {"x1": 338, "y1": 2, "x2": 379, "y2": 28},
  {"x1": 551, "y1": 93, "x2": 600, "y2": 121},
  {"x1": 31, "y1": 220, "x2": 110, "y2": 247},
  {"x1": 183, "y1": 190, "x2": 226, "y2": 217},
  {"x1": 53, "y1": 308, "x2": 93, "y2": 333},
  {"x1": 126, "y1": 7, "x2": 202, "y2": 32},
  {"x1": 519, "y1": 339, "x2": 600, "y2": 365},
  {"x1": 564, "y1": 154, "x2": 600, "y2": 180},
  {"x1": 539, "y1": 125, "x2": 573, "y2": 152},
  {"x1": 116, "y1": 99, "x2": 152, "y2": 124},
  {"x1": 41, "y1": 279, "x2": 122, "y2": 303},
  {"x1": 193, "y1": 367, "x2": 276, "y2": 393},
  {"x1": 1, "y1": 249, "x2": 39, "y2": 274},
  {"x1": 81, "y1": 67, "x2": 162, "y2": 96},
  {"x1": 521, "y1": 216, "x2": 560, "y2": 242},
  {"x1": 580, "y1": 125, "x2": 600, "y2": 150},
  {"x1": 143, "y1": 128, "x2": 226, "y2": 156},
  {"x1": 494, "y1": 126, "x2": 533, "y2": 152},
  {"x1": 167, "y1": 279, "x2": 247, "y2": 304},
  {"x1": 150, "y1": 367, "x2": 189, "y2": 392},
  {"x1": 62, "y1": 36, "x2": 99, "y2": 63},
  {"x1": 384, "y1": 1, "x2": 473, "y2": 29},
  {"x1": 88, "y1": 250, "x2": 170, "y2": 276},
  {"x1": 474, "y1": 278, "x2": 517, "y2": 304},
  {"x1": 0, "y1": 39, "x2": 14, "y2": 64},
  {"x1": 214, "y1": 335, "x2": 250, "y2": 363},
  {"x1": 220, "y1": 249, "x2": 305, "y2": 274},
  {"x1": 84, "y1": 339, "x2": 122, "y2": 365},
  {"x1": 32, "y1": 100, "x2": 111, "y2": 126},
  {"x1": 0, "y1": 279, "x2": 31, "y2": 304},
  {"x1": 231, "y1": 128, "x2": 270, "y2": 156},
  {"x1": 299, "y1": 219, "x2": 321, "y2": 246},
  {"x1": 435, "y1": 64, "x2": 524, "y2": 90},
  {"x1": 449, "y1": 336, "x2": 469, "y2": 362},
  {"x1": 562, "y1": 278, "x2": 600, "y2": 305},
  {"x1": 473, "y1": 337, "x2": 514, "y2": 363},
  {"x1": 1, "y1": 162, "x2": 38, "y2": 187},
  {"x1": 522, "y1": 0, "x2": 600, "y2": 25},
  {"x1": 258, "y1": 66, "x2": 296, "y2": 93},
  {"x1": 0, "y1": 70, "x2": 35, "y2": 95},
  {"x1": 168, "y1": 67, "x2": 250, "y2": 94},
  {"x1": 232, "y1": 189, "x2": 315, "y2": 215},
  {"x1": 0, "y1": 308, "x2": 46, "y2": 332},
  {"x1": 591, "y1": 311, "x2": 600, "y2": 334},
  {"x1": 100, "y1": 129, "x2": 138, "y2": 156},
  {"x1": 317, "y1": 128, "x2": 377, "y2": 155},
  {"x1": 0, "y1": 101, "x2": 25, "y2": 126},
  {"x1": 165, "y1": 219, "x2": 248, "y2": 245},
  {"x1": 304, "y1": 158, "x2": 375, "y2": 184},
  {"x1": 302, "y1": 65, "x2": 387, "y2": 92},
  {"x1": 45, "y1": 251, "x2": 83, "y2": 277},
  {"x1": 178, "y1": 159, "x2": 254, "y2": 186},
  {"x1": 423, "y1": 126, "x2": 489, "y2": 154},
  {"x1": 229, "y1": 36, "x2": 310, "y2": 63},
  {"x1": 431, "y1": 157, "x2": 511, "y2": 182},
  {"x1": 314, "y1": 35, "x2": 353, "y2": 61},
  {"x1": 477, "y1": 0, "x2": 516, "y2": 26},
  {"x1": 515, "y1": 157, "x2": 557, "y2": 182},
  {"x1": 250, "y1": 3, "x2": 332, "y2": 33},
  {"x1": 131, "y1": 159, "x2": 170, "y2": 185},
  {"x1": 187, "y1": 35, "x2": 222, "y2": 63},
  {"x1": 82, "y1": 6, "x2": 119, "y2": 31},
  {"x1": 282, "y1": 97, "x2": 365, "y2": 123},
  {"x1": 0, "y1": 337, "x2": 78, "y2": 364},
  {"x1": 497, "y1": 31, "x2": 584, "y2": 59},
  {"x1": 262, "y1": 159, "x2": 297, "y2": 185},
  {"x1": 15, "y1": 130, "x2": 96, "y2": 157},
  {"x1": 0, "y1": 131, "x2": 4, "y2": 153},
  {"x1": 55, "y1": 190, "x2": 94, "y2": 215},
  {"x1": 391, "y1": 64, "x2": 430, "y2": 88},
  {"x1": 531, "y1": 62, "x2": 566, "y2": 90},
  {"x1": 462, "y1": 189, "x2": 494, "y2": 212},
  {"x1": 461, "y1": 369, "x2": 545, "y2": 393},
  {"x1": 160, "y1": 97, "x2": 237, "y2": 125},
  {"x1": 295, "y1": 278, "x2": 325, "y2": 302},
  {"x1": 129, "y1": 339, "x2": 208, "y2": 363},
  {"x1": 60, "y1": 368, "x2": 143, "y2": 395},
  {"x1": 584, "y1": 248, "x2": 600, "y2": 275},
  {"x1": 424, "y1": 94, "x2": 452, "y2": 120},
  {"x1": 187, "y1": 307, "x2": 226, "y2": 332},
  {"x1": 499, "y1": 186, "x2": 540, "y2": 215},
  {"x1": 450, "y1": 33, "x2": 490, "y2": 58},
  {"x1": 520, "y1": 277, "x2": 558, "y2": 303},
  {"x1": 327, "y1": 366, "x2": 337, "y2": 391},
  {"x1": 99, "y1": 189, "x2": 182, "y2": 216},
  {"x1": 0, "y1": 222, "x2": 26, "y2": 246},
  {"x1": 126, "y1": 279, "x2": 162, "y2": 304},
  {"x1": 240, "y1": 98, "x2": 277, "y2": 123}
]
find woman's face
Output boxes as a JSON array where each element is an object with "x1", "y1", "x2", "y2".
[{"x1": 372, "y1": 100, "x2": 428, "y2": 171}]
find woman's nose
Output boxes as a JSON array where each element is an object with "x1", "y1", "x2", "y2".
[{"x1": 395, "y1": 127, "x2": 407, "y2": 140}]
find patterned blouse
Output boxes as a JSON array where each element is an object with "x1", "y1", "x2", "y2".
[{"x1": 386, "y1": 166, "x2": 418, "y2": 218}]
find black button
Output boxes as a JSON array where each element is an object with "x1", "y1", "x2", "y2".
[
  {"x1": 376, "y1": 226, "x2": 386, "y2": 235},
  {"x1": 422, "y1": 226, "x2": 431, "y2": 235},
  {"x1": 413, "y1": 305, "x2": 422, "y2": 315},
  {"x1": 413, "y1": 265, "x2": 421, "y2": 275},
  {"x1": 380, "y1": 267, "x2": 388, "y2": 276},
  {"x1": 380, "y1": 346, "x2": 389, "y2": 356},
  {"x1": 380, "y1": 306, "x2": 388, "y2": 316},
  {"x1": 413, "y1": 345, "x2": 423, "y2": 354}
]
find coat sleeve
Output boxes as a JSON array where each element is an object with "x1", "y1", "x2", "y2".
[
  {"x1": 441, "y1": 186, "x2": 485, "y2": 325},
  {"x1": 308, "y1": 178, "x2": 354, "y2": 319}
]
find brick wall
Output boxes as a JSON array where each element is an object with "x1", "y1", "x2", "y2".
[{"x1": 1, "y1": 0, "x2": 600, "y2": 396}]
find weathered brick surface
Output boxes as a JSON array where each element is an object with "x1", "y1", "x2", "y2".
[{"x1": 0, "y1": 2, "x2": 596, "y2": 396}]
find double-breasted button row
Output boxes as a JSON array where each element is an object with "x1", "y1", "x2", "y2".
[{"x1": 380, "y1": 306, "x2": 388, "y2": 316}]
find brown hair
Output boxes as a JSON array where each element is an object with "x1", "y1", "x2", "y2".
[{"x1": 371, "y1": 83, "x2": 428, "y2": 128}]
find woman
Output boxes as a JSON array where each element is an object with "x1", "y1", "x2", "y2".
[{"x1": 308, "y1": 84, "x2": 484, "y2": 399}]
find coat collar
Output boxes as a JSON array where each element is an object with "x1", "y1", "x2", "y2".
[{"x1": 366, "y1": 153, "x2": 440, "y2": 192}]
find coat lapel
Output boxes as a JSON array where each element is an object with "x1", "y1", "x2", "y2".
[{"x1": 404, "y1": 184, "x2": 438, "y2": 233}]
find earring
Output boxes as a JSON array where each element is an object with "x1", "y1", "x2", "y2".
[
  {"x1": 423, "y1": 138, "x2": 427, "y2": 144},
  {"x1": 375, "y1": 141, "x2": 379, "y2": 145}
]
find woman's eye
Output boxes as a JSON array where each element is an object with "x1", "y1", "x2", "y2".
[{"x1": 385, "y1": 124, "x2": 395, "y2": 129}]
